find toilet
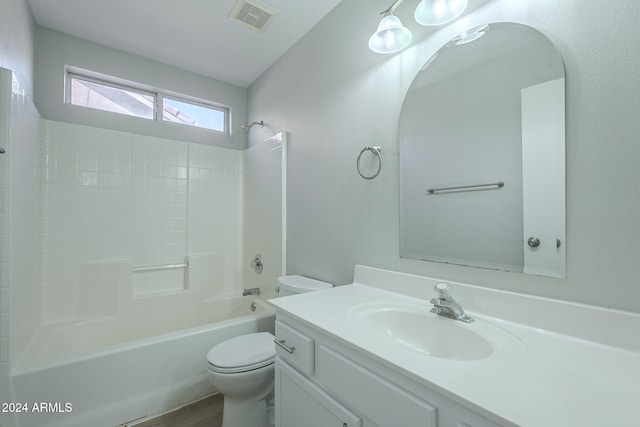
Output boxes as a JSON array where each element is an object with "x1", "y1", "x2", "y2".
[{"x1": 206, "y1": 275, "x2": 333, "y2": 427}]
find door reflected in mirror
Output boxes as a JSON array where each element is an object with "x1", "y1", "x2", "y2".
[{"x1": 399, "y1": 23, "x2": 566, "y2": 278}]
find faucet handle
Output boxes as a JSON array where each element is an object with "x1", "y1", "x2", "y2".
[{"x1": 434, "y1": 282, "x2": 452, "y2": 300}]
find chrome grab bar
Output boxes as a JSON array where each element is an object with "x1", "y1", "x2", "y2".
[
  {"x1": 274, "y1": 339, "x2": 295, "y2": 354},
  {"x1": 427, "y1": 181, "x2": 504, "y2": 195},
  {"x1": 133, "y1": 257, "x2": 189, "y2": 272}
]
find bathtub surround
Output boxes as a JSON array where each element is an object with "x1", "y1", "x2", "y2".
[
  {"x1": 0, "y1": 68, "x2": 42, "y2": 421},
  {"x1": 40, "y1": 120, "x2": 243, "y2": 322},
  {"x1": 247, "y1": 0, "x2": 640, "y2": 313},
  {"x1": 0, "y1": 71, "x2": 285, "y2": 426},
  {"x1": 242, "y1": 133, "x2": 287, "y2": 299}
]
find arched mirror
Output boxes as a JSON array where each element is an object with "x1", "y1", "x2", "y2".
[{"x1": 399, "y1": 23, "x2": 566, "y2": 278}]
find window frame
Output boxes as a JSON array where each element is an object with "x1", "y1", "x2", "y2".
[{"x1": 64, "y1": 67, "x2": 230, "y2": 135}]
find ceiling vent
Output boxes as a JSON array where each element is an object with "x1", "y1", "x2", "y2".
[{"x1": 228, "y1": 0, "x2": 278, "y2": 33}]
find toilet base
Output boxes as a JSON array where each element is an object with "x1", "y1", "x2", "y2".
[{"x1": 222, "y1": 395, "x2": 274, "y2": 427}]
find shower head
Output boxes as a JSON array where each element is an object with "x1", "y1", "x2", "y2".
[{"x1": 242, "y1": 120, "x2": 264, "y2": 132}]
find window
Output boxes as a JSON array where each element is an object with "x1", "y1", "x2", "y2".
[
  {"x1": 66, "y1": 68, "x2": 228, "y2": 133},
  {"x1": 161, "y1": 97, "x2": 226, "y2": 132},
  {"x1": 69, "y1": 74, "x2": 155, "y2": 119}
]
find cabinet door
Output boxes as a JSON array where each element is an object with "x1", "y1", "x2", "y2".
[
  {"x1": 276, "y1": 357, "x2": 362, "y2": 427},
  {"x1": 318, "y1": 345, "x2": 437, "y2": 427}
]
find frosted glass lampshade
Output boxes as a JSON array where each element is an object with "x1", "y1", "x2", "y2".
[
  {"x1": 368, "y1": 14, "x2": 412, "y2": 54},
  {"x1": 414, "y1": 0, "x2": 468, "y2": 26}
]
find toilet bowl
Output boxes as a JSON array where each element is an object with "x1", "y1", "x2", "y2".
[
  {"x1": 207, "y1": 332, "x2": 276, "y2": 427},
  {"x1": 206, "y1": 275, "x2": 333, "y2": 427}
]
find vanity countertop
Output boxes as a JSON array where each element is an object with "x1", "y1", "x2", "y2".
[{"x1": 269, "y1": 266, "x2": 640, "y2": 427}]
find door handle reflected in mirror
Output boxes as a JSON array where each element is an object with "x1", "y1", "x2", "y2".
[{"x1": 527, "y1": 237, "x2": 541, "y2": 248}]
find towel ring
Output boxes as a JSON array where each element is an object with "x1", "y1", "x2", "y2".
[{"x1": 357, "y1": 146, "x2": 382, "y2": 180}]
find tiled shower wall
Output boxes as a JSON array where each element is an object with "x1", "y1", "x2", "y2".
[
  {"x1": 0, "y1": 68, "x2": 42, "y2": 375},
  {"x1": 1, "y1": 66, "x2": 278, "y2": 386},
  {"x1": 41, "y1": 120, "x2": 244, "y2": 323}
]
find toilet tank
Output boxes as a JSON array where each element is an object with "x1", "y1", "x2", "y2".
[{"x1": 276, "y1": 275, "x2": 333, "y2": 297}]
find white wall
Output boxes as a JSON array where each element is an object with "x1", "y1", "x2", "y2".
[
  {"x1": 248, "y1": 0, "x2": 640, "y2": 313},
  {"x1": 34, "y1": 27, "x2": 249, "y2": 149}
]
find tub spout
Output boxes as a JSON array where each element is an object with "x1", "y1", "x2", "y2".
[{"x1": 243, "y1": 287, "x2": 260, "y2": 296}]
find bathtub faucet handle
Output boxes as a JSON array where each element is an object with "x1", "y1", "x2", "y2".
[
  {"x1": 243, "y1": 287, "x2": 260, "y2": 296},
  {"x1": 251, "y1": 254, "x2": 263, "y2": 275}
]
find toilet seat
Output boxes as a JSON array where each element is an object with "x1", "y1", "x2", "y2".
[{"x1": 207, "y1": 332, "x2": 276, "y2": 374}]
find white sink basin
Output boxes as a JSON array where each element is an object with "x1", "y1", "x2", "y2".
[{"x1": 348, "y1": 302, "x2": 526, "y2": 361}]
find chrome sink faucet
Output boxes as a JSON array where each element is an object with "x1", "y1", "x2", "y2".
[
  {"x1": 243, "y1": 287, "x2": 260, "y2": 296},
  {"x1": 430, "y1": 283, "x2": 474, "y2": 323}
]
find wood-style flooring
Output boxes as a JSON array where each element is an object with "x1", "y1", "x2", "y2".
[{"x1": 127, "y1": 394, "x2": 223, "y2": 427}]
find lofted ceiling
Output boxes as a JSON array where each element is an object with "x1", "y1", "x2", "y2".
[{"x1": 27, "y1": 0, "x2": 344, "y2": 88}]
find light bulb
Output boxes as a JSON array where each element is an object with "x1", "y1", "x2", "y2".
[{"x1": 368, "y1": 14, "x2": 412, "y2": 54}]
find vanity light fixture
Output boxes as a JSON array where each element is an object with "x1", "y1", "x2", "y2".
[
  {"x1": 369, "y1": 0, "x2": 468, "y2": 54},
  {"x1": 414, "y1": 0, "x2": 468, "y2": 26},
  {"x1": 368, "y1": 0, "x2": 412, "y2": 54}
]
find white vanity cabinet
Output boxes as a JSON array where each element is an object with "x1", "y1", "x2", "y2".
[
  {"x1": 274, "y1": 313, "x2": 502, "y2": 427},
  {"x1": 276, "y1": 359, "x2": 362, "y2": 427},
  {"x1": 275, "y1": 319, "x2": 362, "y2": 427}
]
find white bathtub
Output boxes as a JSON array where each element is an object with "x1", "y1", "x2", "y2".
[{"x1": 9, "y1": 296, "x2": 275, "y2": 427}]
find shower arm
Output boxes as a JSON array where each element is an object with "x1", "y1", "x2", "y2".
[{"x1": 242, "y1": 120, "x2": 264, "y2": 131}]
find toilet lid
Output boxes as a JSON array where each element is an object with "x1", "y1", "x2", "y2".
[{"x1": 207, "y1": 332, "x2": 275, "y2": 374}]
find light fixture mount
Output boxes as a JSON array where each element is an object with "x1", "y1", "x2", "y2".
[{"x1": 450, "y1": 24, "x2": 490, "y2": 46}]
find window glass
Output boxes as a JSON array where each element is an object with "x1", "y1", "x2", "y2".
[
  {"x1": 69, "y1": 75, "x2": 155, "y2": 119},
  {"x1": 162, "y1": 97, "x2": 226, "y2": 132},
  {"x1": 66, "y1": 69, "x2": 230, "y2": 134}
]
